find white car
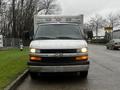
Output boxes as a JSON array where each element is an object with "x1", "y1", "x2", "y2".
[{"x1": 106, "y1": 39, "x2": 120, "y2": 50}]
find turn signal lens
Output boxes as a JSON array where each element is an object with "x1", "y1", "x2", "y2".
[
  {"x1": 75, "y1": 56, "x2": 88, "y2": 61},
  {"x1": 30, "y1": 56, "x2": 42, "y2": 61}
]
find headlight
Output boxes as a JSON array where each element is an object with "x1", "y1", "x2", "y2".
[
  {"x1": 77, "y1": 48, "x2": 88, "y2": 53},
  {"x1": 30, "y1": 48, "x2": 36, "y2": 53},
  {"x1": 30, "y1": 48, "x2": 40, "y2": 53},
  {"x1": 81, "y1": 48, "x2": 88, "y2": 53}
]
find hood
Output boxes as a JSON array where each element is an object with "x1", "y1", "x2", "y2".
[{"x1": 30, "y1": 40, "x2": 87, "y2": 49}]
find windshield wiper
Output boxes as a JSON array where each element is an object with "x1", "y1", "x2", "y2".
[
  {"x1": 55, "y1": 36, "x2": 81, "y2": 39},
  {"x1": 34, "y1": 36, "x2": 55, "y2": 40}
]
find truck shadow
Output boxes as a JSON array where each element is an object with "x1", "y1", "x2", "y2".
[{"x1": 30, "y1": 72, "x2": 88, "y2": 84}]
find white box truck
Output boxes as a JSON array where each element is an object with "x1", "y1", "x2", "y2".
[{"x1": 28, "y1": 15, "x2": 89, "y2": 79}]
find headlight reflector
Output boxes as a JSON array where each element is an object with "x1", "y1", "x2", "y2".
[
  {"x1": 81, "y1": 48, "x2": 88, "y2": 53},
  {"x1": 30, "y1": 49, "x2": 36, "y2": 53},
  {"x1": 30, "y1": 48, "x2": 40, "y2": 53},
  {"x1": 77, "y1": 48, "x2": 88, "y2": 53}
]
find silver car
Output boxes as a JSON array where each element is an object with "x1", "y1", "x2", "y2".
[{"x1": 106, "y1": 39, "x2": 120, "y2": 50}]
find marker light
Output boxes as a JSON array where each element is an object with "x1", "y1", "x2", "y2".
[
  {"x1": 75, "y1": 56, "x2": 88, "y2": 61},
  {"x1": 30, "y1": 56, "x2": 42, "y2": 61}
]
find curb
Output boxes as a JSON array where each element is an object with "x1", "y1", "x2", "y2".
[{"x1": 4, "y1": 70, "x2": 29, "y2": 90}]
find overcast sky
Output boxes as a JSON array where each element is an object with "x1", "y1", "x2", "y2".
[{"x1": 57, "y1": 0, "x2": 120, "y2": 22}]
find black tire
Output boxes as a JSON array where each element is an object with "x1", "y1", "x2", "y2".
[
  {"x1": 114, "y1": 47, "x2": 118, "y2": 50},
  {"x1": 107, "y1": 46, "x2": 111, "y2": 50},
  {"x1": 106, "y1": 46, "x2": 109, "y2": 49},
  {"x1": 80, "y1": 71, "x2": 88, "y2": 79},
  {"x1": 109, "y1": 46, "x2": 113, "y2": 50},
  {"x1": 29, "y1": 72, "x2": 38, "y2": 79}
]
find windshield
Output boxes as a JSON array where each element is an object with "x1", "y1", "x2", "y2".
[
  {"x1": 34, "y1": 24, "x2": 83, "y2": 40},
  {"x1": 113, "y1": 39, "x2": 120, "y2": 42}
]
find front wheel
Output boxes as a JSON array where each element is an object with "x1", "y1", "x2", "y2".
[
  {"x1": 114, "y1": 47, "x2": 119, "y2": 50},
  {"x1": 106, "y1": 46, "x2": 109, "y2": 49},
  {"x1": 111, "y1": 46, "x2": 114, "y2": 50},
  {"x1": 80, "y1": 71, "x2": 88, "y2": 78}
]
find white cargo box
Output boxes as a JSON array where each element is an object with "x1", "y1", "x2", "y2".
[{"x1": 34, "y1": 15, "x2": 84, "y2": 34}]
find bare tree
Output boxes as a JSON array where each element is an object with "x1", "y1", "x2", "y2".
[
  {"x1": 12, "y1": 0, "x2": 16, "y2": 38},
  {"x1": 0, "y1": 0, "x2": 61, "y2": 38},
  {"x1": 106, "y1": 13, "x2": 119, "y2": 31},
  {"x1": 88, "y1": 15, "x2": 105, "y2": 36},
  {"x1": 0, "y1": 0, "x2": 61, "y2": 46},
  {"x1": 0, "y1": 0, "x2": 8, "y2": 35},
  {"x1": 35, "y1": 0, "x2": 61, "y2": 15}
]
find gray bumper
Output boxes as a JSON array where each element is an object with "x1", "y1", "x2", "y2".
[{"x1": 28, "y1": 65, "x2": 89, "y2": 72}]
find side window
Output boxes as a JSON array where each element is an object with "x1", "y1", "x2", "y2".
[{"x1": 110, "y1": 40, "x2": 114, "y2": 43}]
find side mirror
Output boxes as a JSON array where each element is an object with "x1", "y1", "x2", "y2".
[{"x1": 84, "y1": 36, "x2": 87, "y2": 40}]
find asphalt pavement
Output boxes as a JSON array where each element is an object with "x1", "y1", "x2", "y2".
[{"x1": 16, "y1": 44, "x2": 120, "y2": 90}]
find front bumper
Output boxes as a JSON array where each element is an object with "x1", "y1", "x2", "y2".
[
  {"x1": 114, "y1": 45, "x2": 120, "y2": 48},
  {"x1": 28, "y1": 52, "x2": 89, "y2": 72},
  {"x1": 29, "y1": 52, "x2": 88, "y2": 57},
  {"x1": 28, "y1": 64, "x2": 89, "y2": 72}
]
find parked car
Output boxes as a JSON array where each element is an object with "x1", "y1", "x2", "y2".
[{"x1": 106, "y1": 39, "x2": 120, "y2": 50}]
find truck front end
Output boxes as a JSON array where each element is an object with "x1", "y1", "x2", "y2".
[{"x1": 28, "y1": 23, "x2": 89, "y2": 78}]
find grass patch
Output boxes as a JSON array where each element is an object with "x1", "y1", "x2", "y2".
[{"x1": 0, "y1": 48, "x2": 28, "y2": 90}]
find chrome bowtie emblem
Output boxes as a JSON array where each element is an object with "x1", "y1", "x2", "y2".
[{"x1": 55, "y1": 53, "x2": 63, "y2": 57}]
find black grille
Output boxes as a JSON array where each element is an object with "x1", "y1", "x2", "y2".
[
  {"x1": 40, "y1": 49, "x2": 76, "y2": 53},
  {"x1": 41, "y1": 57, "x2": 75, "y2": 63}
]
